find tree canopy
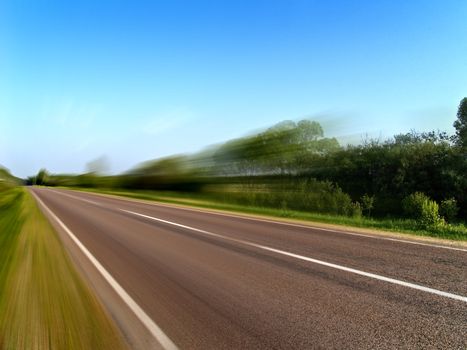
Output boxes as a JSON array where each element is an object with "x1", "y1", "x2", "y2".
[{"x1": 454, "y1": 97, "x2": 467, "y2": 147}]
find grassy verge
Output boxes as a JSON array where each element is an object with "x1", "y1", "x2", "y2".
[
  {"x1": 0, "y1": 184, "x2": 126, "y2": 349},
  {"x1": 62, "y1": 187, "x2": 467, "y2": 241}
]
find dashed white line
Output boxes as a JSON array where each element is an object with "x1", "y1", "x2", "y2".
[
  {"x1": 31, "y1": 191, "x2": 178, "y2": 350},
  {"x1": 120, "y1": 208, "x2": 467, "y2": 304}
]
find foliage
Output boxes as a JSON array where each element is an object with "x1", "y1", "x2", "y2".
[
  {"x1": 205, "y1": 178, "x2": 354, "y2": 216},
  {"x1": 361, "y1": 194, "x2": 375, "y2": 217},
  {"x1": 402, "y1": 192, "x2": 444, "y2": 229},
  {"x1": 0, "y1": 167, "x2": 23, "y2": 186},
  {"x1": 73, "y1": 187, "x2": 467, "y2": 241},
  {"x1": 26, "y1": 168, "x2": 49, "y2": 186},
  {"x1": 440, "y1": 198, "x2": 459, "y2": 222},
  {"x1": 213, "y1": 119, "x2": 339, "y2": 176},
  {"x1": 312, "y1": 130, "x2": 465, "y2": 218},
  {"x1": 453, "y1": 97, "x2": 467, "y2": 147},
  {"x1": 0, "y1": 186, "x2": 124, "y2": 349},
  {"x1": 350, "y1": 201, "x2": 362, "y2": 219},
  {"x1": 402, "y1": 192, "x2": 431, "y2": 219},
  {"x1": 28, "y1": 99, "x2": 467, "y2": 230},
  {"x1": 419, "y1": 199, "x2": 444, "y2": 228}
]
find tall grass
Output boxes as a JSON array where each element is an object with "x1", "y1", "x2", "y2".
[
  {"x1": 0, "y1": 186, "x2": 25, "y2": 304},
  {"x1": 0, "y1": 184, "x2": 125, "y2": 349}
]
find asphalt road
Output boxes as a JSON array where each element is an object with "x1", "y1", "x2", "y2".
[{"x1": 30, "y1": 187, "x2": 467, "y2": 349}]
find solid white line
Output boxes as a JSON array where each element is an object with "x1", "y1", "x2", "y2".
[
  {"x1": 164, "y1": 206, "x2": 467, "y2": 252},
  {"x1": 62, "y1": 189, "x2": 467, "y2": 253},
  {"x1": 49, "y1": 189, "x2": 103, "y2": 206},
  {"x1": 272, "y1": 223, "x2": 467, "y2": 252},
  {"x1": 31, "y1": 191, "x2": 178, "y2": 350},
  {"x1": 164, "y1": 211, "x2": 467, "y2": 252},
  {"x1": 120, "y1": 208, "x2": 467, "y2": 304}
]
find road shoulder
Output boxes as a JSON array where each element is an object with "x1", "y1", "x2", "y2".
[{"x1": 64, "y1": 188, "x2": 467, "y2": 250}]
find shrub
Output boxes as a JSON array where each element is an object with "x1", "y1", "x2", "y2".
[
  {"x1": 402, "y1": 192, "x2": 430, "y2": 219},
  {"x1": 440, "y1": 198, "x2": 459, "y2": 222},
  {"x1": 403, "y1": 192, "x2": 444, "y2": 228},
  {"x1": 361, "y1": 194, "x2": 375, "y2": 217},
  {"x1": 350, "y1": 201, "x2": 362, "y2": 219},
  {"x1": 419, "y1": 200, "x2": 444, "y2": 228}
]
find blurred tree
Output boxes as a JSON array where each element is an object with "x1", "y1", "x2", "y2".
[
  {"x1": 36, "y1": 169, "x2": 49, "y2": 185},
  {"x1": 296, "y1": 120, "x2": 323, "y2": 143},
  {"x1": 213, "y1": 120, "x2": 340, "y2": 176},
  {"x1": 138, "y1": 156, "x2": 186, "y2": 176},
  {"x1": 453, "y1": 97, "x2": 467, "y2": 147},
  {"x1": 86, "y1": 156, "x2": 110, "y2": 174}
]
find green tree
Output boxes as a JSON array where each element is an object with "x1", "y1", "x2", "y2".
[
  {"x1": 35, "y1": 169, "x2": 49, "y2": 186},
  {"x1": 361, "y1": 194, "x2": 375, "y2": 217},
  {"x1": 453, "y1": 97, "x2": 467, "y2": 147},
  {"x1": 85, "y1": 155, "x2": 110, "y2": 174}
]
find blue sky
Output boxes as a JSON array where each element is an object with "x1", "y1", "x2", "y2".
[{"x1": 1, "y1": 0, "x2": 466, "y2": 177}]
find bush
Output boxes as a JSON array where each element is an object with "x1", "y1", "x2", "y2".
[
  {"x1": 350, "y1": 201, "x2": 362, "y2": 219},
  {"x1": 419, "y1": 200, "x2": 444, "y2": 228},
  {"x1": 402, "y1": 192, "x2": 430, "y2": 219},
  {"x1": 440, "y1": 198, "x2": 459, "y2": 222},
  {"x1": 361, "y1": 194, "x2": 375, "y2": 217},
  {"x1": 403, "y1": 192, "x2": 444, "y2": 228}
]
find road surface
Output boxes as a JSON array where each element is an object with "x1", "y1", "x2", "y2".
[{"x1": 30, "y1": 187, "x2": 467, "y2": 349}]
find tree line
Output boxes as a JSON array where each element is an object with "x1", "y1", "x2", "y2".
[{"x1": 28, "y1": 98, "x2": 467, "y2": 228}]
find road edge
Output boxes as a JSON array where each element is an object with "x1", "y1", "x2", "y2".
[
  {"x1": 29, "y1": 188, "x2": 177, "y2": 350},
  {"x1": 62, "y1": 187, "x2": 467, "y2": 250}
]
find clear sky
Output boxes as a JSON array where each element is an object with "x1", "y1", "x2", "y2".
[{"x1": 1, "y1": 0, "x2": 466, "y2": 177}]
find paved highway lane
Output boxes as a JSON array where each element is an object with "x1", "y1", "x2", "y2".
[{"x1": 30, "y1": 188, "x2": 467, "y2": 349}]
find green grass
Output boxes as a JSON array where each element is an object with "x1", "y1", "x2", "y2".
[
  {"x1": 0, "y1": 184, "x2": 126, "y2": 349},
  {"x1": 63, "y1": 187, "x2": 467, "y2": 241}
]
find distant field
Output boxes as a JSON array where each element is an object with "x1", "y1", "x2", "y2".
[
  {"x1": 0, "y1": 183, "x2": 125, "y2": 349},
  {"x1": 65, "y1": 187, "x2": 467, "y2": 241}
]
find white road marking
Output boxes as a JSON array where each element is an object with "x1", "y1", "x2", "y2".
[
  {"x1": 31, "y1": 191, "x2": 178, "y2": 350},
  {"x1": 253, "y1": 220, "x2": 467, "y2": 253},
  {"x1": 49, "y1": 189, "x2": 103, "y2": 206},
  {"x1": 121, "y1": 208, "x2": 467, "y2": 304},
  {"x1": 61, "y1": 188, "x2": 467, "y2": 253}
]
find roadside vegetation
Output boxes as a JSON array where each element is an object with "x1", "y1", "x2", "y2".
[
  {"x1": 64, "y1": 187, "x2": 467, "y2": 241},
  {"x1": 0, "y1": 172, "x2": 125, "y2": 349},
  {"x1": 28, "y1": 98, "x2": 467, "y2": 240}
]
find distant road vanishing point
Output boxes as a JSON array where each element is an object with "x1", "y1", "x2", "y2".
[{"x1": 31, "y1": 187, "x2": 467, "y2": 349}]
